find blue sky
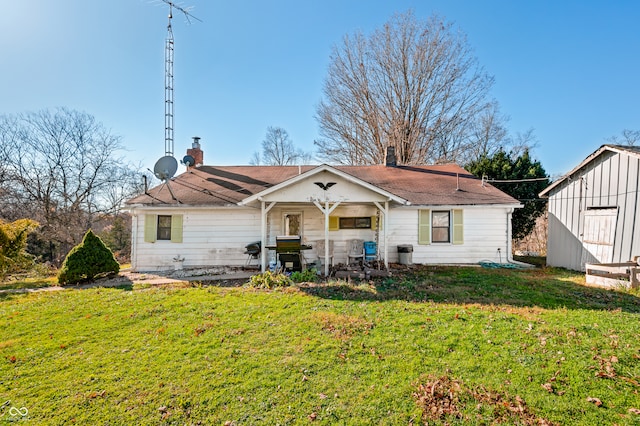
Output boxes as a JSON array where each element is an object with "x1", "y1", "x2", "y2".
[{"x1": 1, "y1": 0, "x2": 638, "y2": 178}]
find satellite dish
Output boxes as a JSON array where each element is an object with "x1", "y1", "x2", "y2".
[
  {"x1": 153, "y1": 155, "x2": 178, "y2": 180},
  {"x1": 182, "y1": 155, "x2": 195, "y2": 167}
]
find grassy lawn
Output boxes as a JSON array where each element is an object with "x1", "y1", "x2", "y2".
[
  {"x1": 0, "y1": 266, "x2": 639, "y2": 424},
  {"x1": 0, "y1": 273, "x2": 58, "y2": 291}
]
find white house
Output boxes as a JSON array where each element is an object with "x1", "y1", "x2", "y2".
[
  {"x1": 540, "y1": 144, "x2": 640, "y2": 271},
  {"x1": 126, "y1": 144, "x2": 521, "y2": 275}
]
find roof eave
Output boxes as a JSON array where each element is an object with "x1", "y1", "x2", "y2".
[{"x1": 540, "y1": 144, "x2": 640, "y2": 197}]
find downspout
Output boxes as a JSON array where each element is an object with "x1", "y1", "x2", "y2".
[
  {"x1": 131, "y1": 212, "x2": 138, "y2": 271},
  {"x1": 506, "y1": 207, "x2": 514, "y2": 263}
]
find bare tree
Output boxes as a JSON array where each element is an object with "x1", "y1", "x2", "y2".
[
  {"x1": 606, "y1": 129, "x2": 640, "y2": 146},
  {"x1": 466, "y1": 102, "x2": 509, "y2": 163},
  {"x1": 252, "y1": 126, "x2": 313, "y2": 165},
  {"x1": 315, "y1": 11, "x2": 497, "y2": 165},
  {"x1": 0, "y1": 108, "x2": 142, "y2": 264}
]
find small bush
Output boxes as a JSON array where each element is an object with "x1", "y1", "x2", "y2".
[
  {"x1": 247, "y1": 271, "x2": 292, "y2": 289},
  {"x1": 58, "y1": 230, "x2": 120, "y2": 285},
  {"x1": 0, "y1": 219, "x2": 39, "y2": 278},
  {"x1": 290, "y1": 268, "x2": 318, "y2": 283}
]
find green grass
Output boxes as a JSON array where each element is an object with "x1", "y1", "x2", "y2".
[
  {"x1": 0, "y1": 273, "x2": 57, "y2": 291},
  {"x1": 1, "y1": 266, "x2": 639, "y2": 424}
]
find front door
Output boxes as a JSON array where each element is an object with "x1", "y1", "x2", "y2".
[{"x1": 283, "y1": 212, "x2": 302, "y2": 236}]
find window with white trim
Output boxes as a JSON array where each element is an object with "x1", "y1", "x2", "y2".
[
  {"x1": 418, "y1": 209, "x2": 463, "y2": 245},
  {"x1": 157, "y1": 215, "x2": 172, "y2": 240},
  {"x1": 431, "y1": 211, "x2": 450, "y2": 243},
  {"x1": 144, "y1": 214, "x2": 183, "y2": 243}
]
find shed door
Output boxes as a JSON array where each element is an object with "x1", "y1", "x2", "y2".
[{"x1": 581, "y1": 208, "x2": 617, "y2": 265}]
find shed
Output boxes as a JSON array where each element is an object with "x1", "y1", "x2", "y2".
[{"x1": 539, "y1": 144, "x2": 640, "y2": 271}]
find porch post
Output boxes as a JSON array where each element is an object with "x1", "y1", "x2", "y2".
[
  {"x1": 261, "y1": 201, "x2": 267, "y2": 272},
  {"x1": 313, "y1": 199, "x2": 341, "y2": 276},
  {"x1": 374, "y1": 201, "x2": 390, "y2": 269},
  {"x1": 260, "y1": 200, "x2": 277, "y2": 272},
  {"x1": 324, "y1": 200, "x2": 330, "y2": 277},
  {"x1": 384, "y1": 201, "x2": 389, "y2": 269}
]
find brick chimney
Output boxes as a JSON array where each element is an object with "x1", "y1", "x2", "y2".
[
  {"x1": 385, "y1": 146, "x2": 397, "y2": 167},
  {"x1": 186, "y1": 136, "x2": 203, "y2": 168}
]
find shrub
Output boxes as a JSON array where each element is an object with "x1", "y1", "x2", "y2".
[
  {"x1": 58, "y1": 230, "x2": 120, "y2": 285},
  {"x1": 247, "y1": 271, "x2": 292, "y2": 289},
  {"x1": 0, "y1": 219, "x2": 39, "y2": 278},
  {"x1": 290, "y1": 268, "x2": 318, "y2": 283}
]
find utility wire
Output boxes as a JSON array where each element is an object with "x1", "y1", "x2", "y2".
[{"x1": 486, "y1": 177, "x2": 550, "y2": 183}]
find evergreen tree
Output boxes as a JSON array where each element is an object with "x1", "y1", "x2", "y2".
[
  {"x1": 466, "y1": 150, "x2": 550, "y2": 241},
  {"x1": 58, "y1": 230, "x2": 119, "y2": 285}
]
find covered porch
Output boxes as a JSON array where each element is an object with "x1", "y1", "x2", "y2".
[{"x1": 239, "y1": 165, "x2": 408, "y2": 276}]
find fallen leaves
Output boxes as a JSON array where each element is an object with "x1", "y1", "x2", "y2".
[
  {"x1": 414, "y1": 375, "x2": 554, "y2": 425},
  {"x1": 587, "y1": 397, "x2": 602, "y2": 407},
  {"x1": 312, "y1": 312, "x2": 374, "y2": 341},
  {"x1": 541, "y1": 371, "x2": 565, "y2": 395},
  {"x1": 87, "y1": 390, "x2": 106, "y2": 399},
  {"x1": 591, "y1": 354, "x2": 618, "y2": 379},
  {"x1": 541, "y1": 383, "x2": 554, "y2": 393}
]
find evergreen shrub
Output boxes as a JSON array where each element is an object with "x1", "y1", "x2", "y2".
[{"x1": 58, "y1": 230, "x2": 120, "y2": 285}]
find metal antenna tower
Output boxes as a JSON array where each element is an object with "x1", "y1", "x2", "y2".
[{"x1": 159, "y1": 0, "x2": 201, "y2": 157}]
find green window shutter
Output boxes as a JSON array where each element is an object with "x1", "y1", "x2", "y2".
[
  {"x1": 144, "y1": 214, "x2": 157, "y2": 243},
  {"x1": 171, "y1": 214, "x2": 183, "y2": 243},
  {"x1": 452, "y1": 209, "x2": 464, "y2": 245},
  {"x1": 328, "y1": 216, "x2": 339, "y2": 231},
  {"x1": 370, "y1": 215, "x2": 378, "y2": 230},
  {"x1": 418, "y1": 209, "x2": 431, "y2": 245}
]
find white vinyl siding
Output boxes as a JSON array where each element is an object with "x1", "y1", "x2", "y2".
[
  {"x1": 392, "y1": 207, "x2": 507, "y2": 264},
  {"x1": 133, "y1": 204, "x2": 508, "y2": 271}
]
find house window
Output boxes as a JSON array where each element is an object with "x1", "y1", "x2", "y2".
[
  {"x1": 144, "y1": 214, "x2": 183, "y2": 243},
  {"x1": 418, "y1": 209, "x2": 463, "y2": 245},
  {"x1": 157, "y1": 215, "x2": 172, "y2": 240},
  {"x1": 431, "y1": 211, "x2": 450, "y2": 243},
  {"x1": 339, "y1": 217, "x2": 372, "y2": 229}
]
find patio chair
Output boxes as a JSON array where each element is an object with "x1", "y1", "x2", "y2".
[
  {"x1": 347, "y1": 239, "x2": 365, "y2": 265},
  {"x1": 315, "y1": 239, "x2": 334, "y2": 268}
]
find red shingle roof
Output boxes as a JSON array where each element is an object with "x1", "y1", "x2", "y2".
[{"x1": 126, "y1": 164, "x2": 519, "y2": 206}]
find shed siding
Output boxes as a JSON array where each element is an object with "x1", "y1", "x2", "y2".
[{"x1": 546, "y1": 150, "x2": 640, "y2": 271}]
